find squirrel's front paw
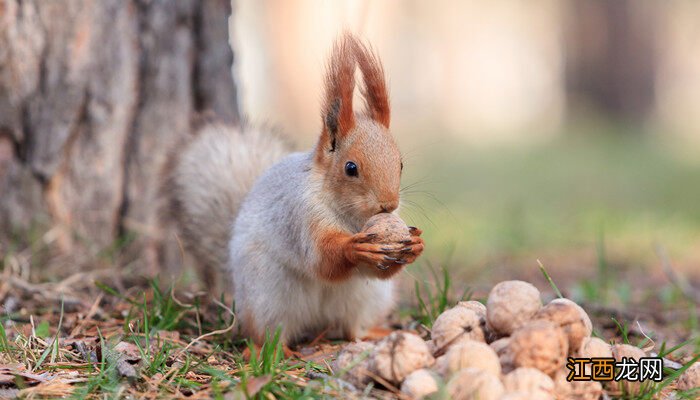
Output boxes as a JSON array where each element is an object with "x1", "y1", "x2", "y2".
[
  {"x1": 345, "y1": 229, "x2": 424, "y2": 271},
  {"x1": 344, "y1": 232, "x2": 400, "y2": 270},
  {"x1": 397, "y1": 226, "x2": 425, "y2": 266}
]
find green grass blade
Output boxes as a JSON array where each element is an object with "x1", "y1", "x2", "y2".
[{"x1": 537, "y1": 259, "x2": 563, "y2": 298}]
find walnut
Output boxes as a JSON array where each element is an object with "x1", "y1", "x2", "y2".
[
  {"x1": 457, "y1": 300, "x2": 486, "y2": 319},
  {"x1": 509, "y1": 320, "x2": 568, "y2": 376},
  {"x1": 499, "y1": 392, "x2": 532, "y2": 400},
  {"x1": 457, "y1": 300, "x2": 496, "y2": 341},
  {"x1": 611, "y1": 344, "x2": 647, "y2": 396},
  {"x1": 577, "y1": 337, "x2": 612, "y2": 359},
  {"x1": 553, "y1": 368, "x2": 603, "y2": 400},
  {"x1": 534, "y1": 298, "x2": 592, "y2": 354},
  {"x1": 490, "y1": 337, "x2": 515, "y2": 374},
  {"x1": 371, "y1": 331, "x2": 434, "y2": 385},
  {"x1": 503, "y1": 367, "x2": 555, "y2": 400},
  {"x1": 362, "y1": 212, "x2": 410, "y2": 253},
  {"x1": 575, "y1": 337, "x2": 613, "y2": 378},
  {"x1": 431, "y1": 306, "x2": 485, "y2": 353},
  {"x1": 447, "y1": 367, "x2": 504, "y2": 400},
  {"x1": 435, "y1": 340, "x2": 501, "y2": 377},
  {"x1": 676, "y1": 362, "x2": 699, "y2": 391},
  {"x1": 486, "y1": 281, "x2": 542, "y2": 336},
  {"x1": 400, "y1": 369, "x2": 440, "y2": 399},
  {"x1": 332, "y1": 340, "x2": 375, "y2": 387}
]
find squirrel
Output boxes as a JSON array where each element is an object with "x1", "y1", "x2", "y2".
[{"x1": 162, "y1": 33, "x2": 424, "y2": 346}]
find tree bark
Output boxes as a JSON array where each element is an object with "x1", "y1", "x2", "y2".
[{"x1": 0, "y1": 0, "x2": 239, "y2": 270}]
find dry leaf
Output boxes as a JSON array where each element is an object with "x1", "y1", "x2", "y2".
[
  {"x1": 245, "y1": 375, "x2": 272, "y2": 397},
  {"x1": 113, "y1": 341, "x2": 142, "y2": 363}
]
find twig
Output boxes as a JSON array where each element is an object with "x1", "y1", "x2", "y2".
[
  {"x1": 69, "y1": 292, "x2": 104, "y2": 338},
  {"x1": 648, "y1": 352, "x2": 684, "y2": 370},
  {"x1": 173, "y1": 299, "x2": 236, "y2": 358},
  {"x1": 635, "y1": 321, "x2": 655, "y2": 353}
]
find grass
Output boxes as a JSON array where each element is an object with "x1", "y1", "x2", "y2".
[
  {"x1": 34, "y1": 299, "x2": 64, "y2": 370},
  {"x1": 402, "y1": 133, "x2": 700, "y2": 268},
  {"x1": 73, "y1": 330, "x2": 123, "y2": 398},
  {"x1": 411, "y1": 258, "x2": 472, "y2": 327},
  {"x1": 0, "y1": 259, "x2": 698, "y2": 398},
  {"x1": 537, "y1": 259, "x2": 563, "y2": 298}
]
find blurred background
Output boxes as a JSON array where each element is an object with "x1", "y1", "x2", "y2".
[
  {"x1": 1, "y1": 0, "x2": 699, "y2": 310},
  {"x1": 231, "y1": 0, "x2": 700, "y2": 294}
]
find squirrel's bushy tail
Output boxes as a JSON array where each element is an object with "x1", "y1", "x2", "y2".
[{"x1": 161, "y1": 123, "x2": 290, "y2": 277}]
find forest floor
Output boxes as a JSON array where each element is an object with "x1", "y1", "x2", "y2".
[
  {"x1": 1, "y1": 134, "x2": 699, "y2": 398},
  {"x1": 0, "y1": 252, "x2": 698, "y2": 399}
]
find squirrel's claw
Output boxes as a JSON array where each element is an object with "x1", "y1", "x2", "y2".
[
  {"x1": 353, "y1": 232, "x2": 378, "y2": 244},
  {"x1": 346, "y1": 230, "x2": 424, "y2": 272},
  {"x1": 408, "y1": 226, "x2": 423, "y2": 237}
]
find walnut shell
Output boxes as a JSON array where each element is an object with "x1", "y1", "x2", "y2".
[
  {"x1": 362, "y1": 213, "x2": 411, "y2": 251},
  {"x1": 457, "y1": 300, "x2": 487, "y2": 319},
  {"x1": 499, "y1": 392, "x2": 531, "y2": 400},
  {"x1": 611, "y1": 344, "x2": 647, "y2": 396},
  {"x1": 332, "y1": 340, "x2": 375, "y2": 387},
  {"x1": 447, "y1": 367, "x2": 505, "y2": 400},
  {"x1": 487, "y1": 281, "x2": 542, "y2": 336},
  {"x1": 534, "y1": 298, "x2": 592, "y2": 354},
  {"x1": 575, "y1": 337, "x2": 613, "y2": 378},
  {"x1": 676, "y1": 362, "x2": 699, "y2": 391},
  {"x1": 490, "y1": 337, "x2": 515, "y2": 374},
  {"x1": 509, "y1": 320, "x2": 568, "y2": 376},
  {"x1": 401, "y1": 369, "x2": 440, "y2": 399},
  {"x1": 577, "y1": 337, "x2": 612, "y2": 359},
  {"x1": 431, "y1": 306, "x2": 485, "y2": 353},
  {"x1": 503, "y1": 368, "x2": 555, "y2": 400},
  {"x1": 553, "y1": 368, "x2": 603, "y2": 400},
  {"x1": 435, "y1": 340, "x2": 501, "y2": 377},
  {"x1": 371, "y1": 331, "x2": 434, "y2": 385},
  {"x1": 457, "y1": 300, "x2": 497, "y2": 341}
]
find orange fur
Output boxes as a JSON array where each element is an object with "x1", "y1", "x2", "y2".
[
  {"x1": 315, "y1": 228, "x2": 355, "y2": 282},
  {"x1": 318, "y1": 34, "x2": 356, "y2": 157},
  {"x1": 351, "y1": 39, "x2": 390, "y2": 128},
  {"x1": 241, "y1": 309, "x2": 263, "y2": 345}
]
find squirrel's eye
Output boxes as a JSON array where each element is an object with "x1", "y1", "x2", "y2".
[{"x1": 345, "y1": 161, "x2": 358, "y2": 177}]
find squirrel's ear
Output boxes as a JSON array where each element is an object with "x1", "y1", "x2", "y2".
[
  {"x1": 320, "y1": 34, "x2": 356, "y2": 152},
  {"x1": 352, "y1": 39, "x2": 390, "y2": 129}
]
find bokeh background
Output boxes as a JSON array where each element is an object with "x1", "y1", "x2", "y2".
[
  {"x1": 1, "y1": 0, "x2": 698, "y2": 311},
  {"x1": 231, "y1": 1, "x2": 700, "y2": 299}
]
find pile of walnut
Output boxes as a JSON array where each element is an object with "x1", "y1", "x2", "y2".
[{"x1": 333, "y1": 280, "x2": 700, "y2": 399}]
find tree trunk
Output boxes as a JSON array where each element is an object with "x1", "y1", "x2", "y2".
[
  {"x1": 0, "y1": 0, "x2": 239, "y2": 272},
  {"x1": 564, "y1": 0, "x2": 657, "y2": 124}
]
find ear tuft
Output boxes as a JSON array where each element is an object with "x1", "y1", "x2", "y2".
[
  {"x1": 325, "y1": 99, "x2": 341, "y2": 151},
  {"x1": 351, "y1": 39, "x2": 390, "y2": 128},
  {"x1": 321, "y1": 34, "x2": 356, "y2": 150}
]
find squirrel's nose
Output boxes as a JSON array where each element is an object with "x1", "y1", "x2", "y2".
[{"x1": 379, "y1": 200, "x2": 399, "y2": 214}]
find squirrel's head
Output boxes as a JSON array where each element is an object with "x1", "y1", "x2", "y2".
[{"x1": 314, "y1": 34, "x2": 401, "y2": 225}]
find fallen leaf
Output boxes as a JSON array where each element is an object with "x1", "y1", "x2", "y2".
[
  {"x1": 113, "y1": 341, "x2": 141, "y2": 363},
  {"x1": 155, "y1": 330, "x2": 180, "y2": 342},
  {"x1": 115, "y1": 358, "x2": 138, "y2": 380},
  {"x1": 244, "y1": 375, "x2": 271, "y2": 397},
  {"x1": 0, "y1": 372, "x2": 14, "y2": 385},
  {"x1": 0, "y1": 388, "x2": 19, "y2": 399}
]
